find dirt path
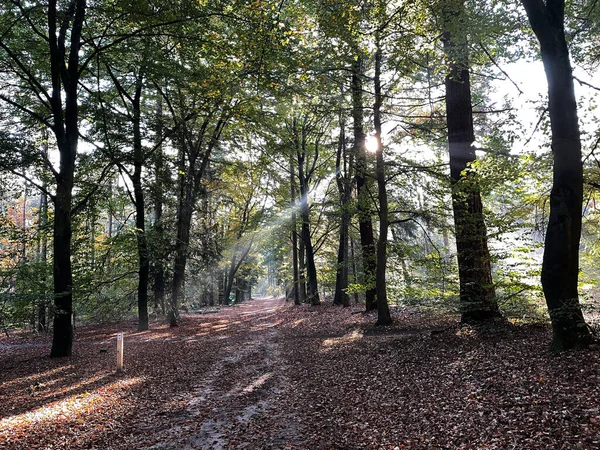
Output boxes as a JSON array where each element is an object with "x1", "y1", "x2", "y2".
[{"x1": 142, "y1": 296, "x2": 302, "y2": 449}]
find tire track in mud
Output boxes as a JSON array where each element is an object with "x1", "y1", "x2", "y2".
[{"x1": 144, "y1": 297, "x2": 303, "y2": 450}]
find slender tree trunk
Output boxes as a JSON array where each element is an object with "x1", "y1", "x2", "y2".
[
  {"x1": 442, "y1": 1, "x2": 500, "y2": 323},
  {"x1": 132, "y1": 80, "x2": 149, "y2": 331},
  {"x1": 290, "y1": 156, "x2": 301, "y2": 306},
  {"x1": 235, "y1": 281, "x2": 241, "y2": 303},
  {"x1": 107, "y1": 177, "x2": 114, "y2": 239},
  {"x1": 153, "y1": 95, "x2": 166, "y2": 315},
  {"x1": 168, "y1": 112, "x2": 225, "y2": 326},
  {"x1": 352, "y1": 54, "x2": 377, "y2": 311},
  {"x1": 299, "y1": 237, "x2": 307, "y2": 302},
  {"x1": 218, "y1": 270, "x2": 225, "y2": 305},
  {"x1": 223, "y1": 254, "x2": 237, "y2": 305},
  {"x1": 207, "y1": 272, "x2": 214, "y2": 306},
  {"x1": 295, "y1": 118, "x2": 320, "y2": 306},
  {"x1": 299, "y1": 192, "x2": 320, "y2": 306},
  {"x1": 21, "y1": 187, "x2": 27, "y2": 261},
  {"x1": 521, "y1": 0, "x2": 591, "y2": 351},
  {"x1": 89, "y1": 199, "x2": 96, "y2": 267},
  {"x1": 350, "y1": 238, "x2": 360, "y2": 304},
  {"x1": 37, "y1": 175, "x2": 48, "y2": 332},
  {"x1": 223, "y1": 243, "x2": 253, "y2": 304},
  {"x1": 333, "y1": 110, "x2": 350, "y2": 307},
  {"x1": 373, "y1": 37, "x2": 392, "y2": 325}
]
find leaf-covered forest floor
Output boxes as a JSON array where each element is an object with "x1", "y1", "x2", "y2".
[{"x1": 1, "y1": 297, "x2": 600, "y2": 449}]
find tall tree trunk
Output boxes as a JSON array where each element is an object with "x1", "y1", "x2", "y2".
[
  {"x1": 521, "y1": 0, "x2": 591, "y2": 351},
  {"x1": 223, "y1": 254, "x2": 237, "y2": 305},
  {"x1": 299, "y1": 237, "x2": 307, "y2": 302},
  {"x1": 170, "y1": 180, "x2": 194, "y2": 326},
  {"x1": 51, "y1": 151, "x2": 75, "y2": 357},
  {"x1": 218, "y1": 270, "x2": 225, "y2": 305},
  {"x1": 333, "y1": 109, "x2": 350, "y2": 307},
  {"x1": 168, "y1": 112, "x2": 226, "y2": 326},
  {"x1": 37, "y1": 160, "x2": 49, "y2": 332},
  {"x1": 223, "y1": 243, "x2": 253, "y2": 304},
  {"x1": 21, "y1": 187, "x2": 27, "y2": 261},
  {"x1": 290, "y1": 156, "x2": 301, "y2": 306},
  {"x1": 49, "y1": 0, "x2": 86, "y2": 357},
  {"x1": 153, "y1": 95, "x2": 166, "y2": 315},
  {"x1": 373, "y1": 36, "x2": 392, "y2": 325},
  {"x1": 442, "y1": 1, "x2": 500, "y2": 323},
  {"x1": 132, "y1": 79, "x2": 149, "y2": 331},
  {"x1": 350, "y1": 238, "x2": 360, "y2": 304},
  {"x1": 209, "y1": 274, "x2": 215, "y2": 306},
  {"x1": 298, "y1": 185, "x2": 320, "y2": 306},
  {"x1": 352, "y1": 54, "x2": 377, "y2": 311},
  {"x1": 295, "y1": 118, "x2": 320, "y2": 306}
]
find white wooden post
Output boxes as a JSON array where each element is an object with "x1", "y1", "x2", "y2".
[{"x1": 116, "y1": 332, "x2": 124, "y2": 372}]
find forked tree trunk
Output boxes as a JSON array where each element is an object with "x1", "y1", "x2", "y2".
[
  {"x1": 521, "y1": 0, "x2": 591, "y2": 351},
  {"x1": 295, "y1": 118, "x2": 320, "y2": 306},
  {"x1": 169, "y1": 113, "x2": 226, "y2": 326},
  {"x1": 352, "y1": 55, "x2": 377, "y2": 311},
  {"x1": 49, "y1": 0, "x2": 86, "y2": 357},
  {"x1": 443, "y1": 1, "x2": 501, "y2": 323}
]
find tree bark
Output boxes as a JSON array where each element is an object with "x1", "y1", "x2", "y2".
[
  {"x1": 299, "y1": 235, "x2": 307, "y2": 303},
  {"x1": 153, "y1": 94, "x2": 166, "y2": 315},
  {"x1": 521, "y1": 0, "x2": 591, "y2": 351},
  {"x1": 442, "y1": 1, "x2": 501, "y2": 323},
  {"x1": 290, "y1": 156, "x2": 301, "y2": 306},
  {"x1": 352, "y1": 55, "x2": 377, "y2": 312},
  {"x1": 350, "y1": 238, "x2": 360, "y2": 304},
  {"x1": 333, "y1": 108, "x2": 350, "y2": 307},
  {"x1": 170, "y1": 179, "x2": 194, "y2": 326},
  {"x1": 49, "y1": 0, "x2": 86, "y2": 357},
  {"x1": 169, "y1": 111, "x2": 226, "y2": 326},
  {"x1": 218, "y1": 270, "x2": 225, "y2": 305},
  {"x1": 223, "y1": 243, "x2": 253, "y2": 304},
  {"x1": 51, "y1": 175, "x2": 75, "y2": 357},
  {"x1": 373, "y1": 37, "x2": 392, "y2": 325},
  {"x1": 132, "y1": 78, "x2": 149, "y2": 331},
  {"x1": 37, "y1": 137, "x2": 49, "y2": 333},
  {"x1": 295, "y1": 118, "x2": 320, "y2": 306}
]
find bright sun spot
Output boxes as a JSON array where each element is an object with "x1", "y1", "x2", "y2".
[{"x1": 365, "y1": 135, "x2": 379, "y2": 153}]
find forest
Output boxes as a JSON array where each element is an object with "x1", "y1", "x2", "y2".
[{"x1": 1, "y1": 0, "x2": 600, "y2": 448}]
